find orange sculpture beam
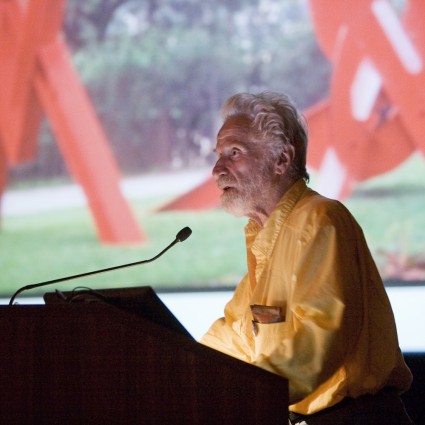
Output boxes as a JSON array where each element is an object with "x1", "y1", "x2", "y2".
[
  {"x1": 307, "y1": 0, "x2": 424, "y2": 197},
  {"x1": 0, "y1": 0, "x2": 144, "y2": 244}
]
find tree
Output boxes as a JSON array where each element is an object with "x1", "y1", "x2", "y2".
[{"x1": 11, "y1": 0, "x2": 330, "y2": 182}]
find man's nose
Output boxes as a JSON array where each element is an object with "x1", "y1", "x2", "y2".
[
  {"x1": 212, "y1": 156, "x2": 227, "y2": 180},
  {"x1": 212, "y1": 157, "x2": 227, "y2": 180}
]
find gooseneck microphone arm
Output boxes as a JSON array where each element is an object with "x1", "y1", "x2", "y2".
[{"x1": 8, "y1": 226, "x2": 192, "y2": 306}]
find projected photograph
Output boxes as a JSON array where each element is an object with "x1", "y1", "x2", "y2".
[{"x1": 1, "y1": 0, "x2": 424, "y2": 298}]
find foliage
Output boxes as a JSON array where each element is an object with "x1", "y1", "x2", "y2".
[{"x1": 10, "y1": 0, "x2": 330, "y2": 183}]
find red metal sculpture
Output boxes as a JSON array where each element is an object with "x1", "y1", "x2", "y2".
[
  {"x1": 0, "y1": 0, "x2": 144, "y2": 244},
  {"x1": 307, "y1": 0, "x2": 425, "y2": 198}
]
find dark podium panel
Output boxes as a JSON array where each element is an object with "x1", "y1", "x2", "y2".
[{"x1": 0, "y1": 290, "x2": 288, "y2": 425}]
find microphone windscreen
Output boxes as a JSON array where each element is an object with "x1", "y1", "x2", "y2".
[{"x1": 176, "y1": 227, "x2": 192, "y2": 242}]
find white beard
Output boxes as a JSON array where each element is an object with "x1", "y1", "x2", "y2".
[
  {"x1": 221, "y1": 189, "x2": 250, "y2": 217},
  {"x1": 220, "y1": 163, "x2": 274, "y2": 218}
]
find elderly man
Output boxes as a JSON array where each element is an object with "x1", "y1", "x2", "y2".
[{"x1": 201, "y1": 92, "x2": 413, "y2": 424}]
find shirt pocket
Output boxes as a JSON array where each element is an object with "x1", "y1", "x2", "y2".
[{"x1": 253, "y1": 320, "x2": 290, "y2": 359}]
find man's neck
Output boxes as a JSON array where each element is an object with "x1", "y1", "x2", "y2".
[{"x1": 247, "y1": 176, "x2": 299, "y2": 227}]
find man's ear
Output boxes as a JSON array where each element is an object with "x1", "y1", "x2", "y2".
[{"x1": 275, "y1": 145, "x2": 295, "y2": 175}]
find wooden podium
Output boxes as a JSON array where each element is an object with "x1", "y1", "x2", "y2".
[{"x1": 0, "y1": 288, "x2": 288, "y2": 424}]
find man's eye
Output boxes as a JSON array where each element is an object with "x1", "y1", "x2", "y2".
[{"x1": 231, "y1": 148, "x2": 240, "y2": 157}]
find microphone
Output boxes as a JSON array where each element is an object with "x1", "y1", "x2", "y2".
[{"x1": 9, "y1": 226, "x2": 192, "y2": 305}]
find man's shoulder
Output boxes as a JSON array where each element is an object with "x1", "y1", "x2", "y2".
[
  {"x1": 294, "y1": 187, "x2": 357, "y2": 228},
  {"x1": 300, "y1": 187, "x2": 346, "y2": 211}
]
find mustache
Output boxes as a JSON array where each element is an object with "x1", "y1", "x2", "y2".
[{"x1": 216, "y1": 176, "x2": 237, "y2": 189}]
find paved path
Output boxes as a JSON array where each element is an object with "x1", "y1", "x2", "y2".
[{"x1": 3, "y1": 168, "x2": 211, "y2": 216}]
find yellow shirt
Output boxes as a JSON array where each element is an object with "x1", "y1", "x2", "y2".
[{"x1": 201, "y1": 179, "x2": 412, "y2": 415}]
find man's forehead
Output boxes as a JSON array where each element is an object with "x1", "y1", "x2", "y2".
[{"x1": 217, "y1": 115, "x2": 253, "y2": 141}]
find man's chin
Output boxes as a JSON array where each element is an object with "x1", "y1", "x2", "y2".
[{"x1": 220, "y1": 195, "x2": 246, "y2": 217}]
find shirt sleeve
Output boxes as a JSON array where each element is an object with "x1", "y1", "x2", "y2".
[
  {"x1": 200, "y1": 316, "x2": 253, "y2": 362},
  {"x1": 199, "y1": 271, "x2": 252, "y2": 360}
]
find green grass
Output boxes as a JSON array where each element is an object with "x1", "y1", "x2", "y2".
[
  {"x1": 1, "y1": 154, "x2": 424, "y2": 299},
  {"x1": 0, "y1": 197, "x2": 247, "y2": 298},
  {"x1": 344, "y1": 153, "x2": 425, "y2": 274}
]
